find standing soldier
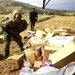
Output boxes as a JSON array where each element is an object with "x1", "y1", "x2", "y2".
[
  {"x1": 1, "y1": 13, "x2": 28, "y2": 59},
  {"x1": 29, "y1": 8, "x2": 38, "y2": 31}
]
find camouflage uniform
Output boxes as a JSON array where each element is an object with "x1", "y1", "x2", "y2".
[{"x1": 1, "y1": 19, "x2": 28, "y2": 58}]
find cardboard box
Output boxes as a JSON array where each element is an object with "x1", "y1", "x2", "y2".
[
  {"x1": 48, "y1": 36, "x2": 74, "y2": 46},
  {"x1": 59, "y1": 32, "x2": 70, "y2": 36},
  {"x1": 52, "y1": 29, "x2": 67, "y2": 35},
  {"x1": 49, "y1": 41, "x2": 75, "y2": 68},
  {"x1": 34, "y1": 61, "x2": 40, "y2": 71},
  {"x1": 43, "y1": 44, "x2": 63, "y2": 61},
  {"x1": 6, "y1": 54, "x2": 24, "y2": 70},
  {"x1": 35, "y1": 30, "x2": 47, "y2": 38},
  {"x1": 45, "y1": 32, "x2": 54, "y2": 41},
  {"x1": 30, "y1": 39, "x2": 46, "y2": 47},
  {"x1": 24, "y1": 48, "x2": 36, "y2": 64},
  {"x1": 61, "y1": 27, "x2": 71, "y2": 32},
  {"x1": 44, "y1": 27, "x2": 51, "y2": 33}
]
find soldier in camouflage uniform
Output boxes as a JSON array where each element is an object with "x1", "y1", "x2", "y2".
[{"x1": 1, "y1": 13, "x2": 28, "y2": 59}]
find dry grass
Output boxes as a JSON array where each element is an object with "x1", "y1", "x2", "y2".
[{"x1": 35, "y1": 15, "x2": 75, "y2": 31}]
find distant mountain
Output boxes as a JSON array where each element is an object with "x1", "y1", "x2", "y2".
[
  {"x1": 0, "y1": 0, "x2": 74, "y2": 16},
  {"x1": 0, "y1": 0, "x2": 50, "y2": 14}
]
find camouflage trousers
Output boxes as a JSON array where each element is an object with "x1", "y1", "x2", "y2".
[{"x1": 3, "y1": 34, "x2": 24, "y2": 59}]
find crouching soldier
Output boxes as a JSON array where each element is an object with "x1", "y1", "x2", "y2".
[{"x1": 1, "y1": 13, "x2": 28, "y2": 59}]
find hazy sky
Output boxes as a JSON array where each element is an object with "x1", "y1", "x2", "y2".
[{"x1": 14, "y1": 0, "x2": 75, "y2": 11}]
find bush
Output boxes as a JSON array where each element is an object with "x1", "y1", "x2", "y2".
[{"x1": 73, "y1": 13, "x2": 75, "y2": 16}]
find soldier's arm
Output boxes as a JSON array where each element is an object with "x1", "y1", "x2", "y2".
[
  {"x1": 1, "y1": 20, "x2": 12, "y2": 29},
  {"x1": 19, "y1": 19, "x2": 28, "y2": 33},
  {"x1": 1, "y1": 20, "x2": 14, "y2": 34}
]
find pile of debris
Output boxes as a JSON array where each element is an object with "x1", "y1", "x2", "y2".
[{"x1": 0, "y1": 27, "x2": 75, "y2": 75}]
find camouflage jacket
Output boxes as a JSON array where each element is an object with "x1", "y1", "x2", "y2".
[{"x1": 1, "y1": 19, "x2": 28, "y2": 35}]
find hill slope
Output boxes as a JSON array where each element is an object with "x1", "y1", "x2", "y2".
[
  {"x1": 0, "y1": 0, "x2": 75, "y2": 16},
  {"x1": 0, "y1": 0, "x2": 50, "y2": 14}
]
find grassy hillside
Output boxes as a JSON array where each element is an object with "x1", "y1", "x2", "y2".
[
  {"x1": 0, "y1": 0, "x2": 75, "y2": 16},
  {"x1": 0, "y1": 0, "x2": 50, "y2": 14}
]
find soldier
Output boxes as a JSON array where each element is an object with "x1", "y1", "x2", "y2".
[
  {"x1": 29, "y1": 8, "x2": 38, "y2": 31},
  {"x1": 1, "y1": 13, "x2": 28, "y2": 59}
]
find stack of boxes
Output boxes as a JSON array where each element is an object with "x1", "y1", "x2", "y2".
[{"x1": 5, "y1": 27, "x2": 75, "y2": 72}]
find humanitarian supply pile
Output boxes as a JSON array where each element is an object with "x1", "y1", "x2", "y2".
[{"x1": 0, "y1": 27, "x2": 75, "y2": 75}]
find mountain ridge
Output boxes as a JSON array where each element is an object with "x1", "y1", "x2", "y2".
[
  {"x1": 0, "y1": 0, "x2": 50, "y2": 14},
  {"x1": 0, "y1": 0, "x2": 75, "y2": 16}
]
